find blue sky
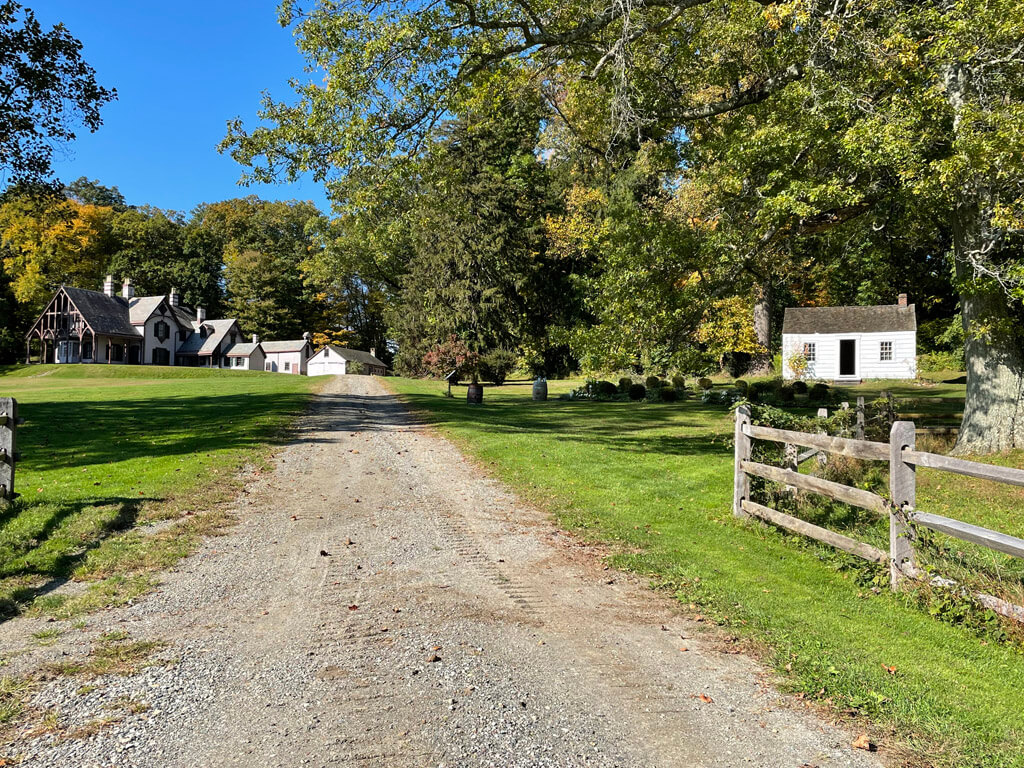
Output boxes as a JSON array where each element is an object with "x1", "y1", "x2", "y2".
[{"x1": 36, "y1": 1, "x2": 330, "y2": 215}]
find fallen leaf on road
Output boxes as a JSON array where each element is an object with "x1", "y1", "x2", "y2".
[
  {"x1": 348, "y1": 605, "x2": 359, "y2": 611},
  {"x1": 679, "y1": 647, "x2": 688, "y2": 652},
  {"x1": 852, "y1": 733, "x2": 872, "y2": 750},
  {"x1": 427, "y1": 654, "x2": 441, "y2": 663},
  {"x1": 693, "y1": 693, "x2": 713, "y2": 704}
]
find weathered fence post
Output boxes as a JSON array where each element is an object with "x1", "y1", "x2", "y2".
[
  {"x1": 856, "y1": 397, "x2": 865, "y2": 440},
  {"x1": 816, "y1": 407, "x2": 829, "y2": 467},
  {"x1": 783, "y1": 443, "x2": 798, "y2": 494},
  {"x1": 734, "y1": 405, "x2": 751, "y2": 517},
  {"x1": 0, "y1": 397, "x2": 17, "y2": 506},
  {"x1": 889, "y1": 420, "x2": 916, "y2": 589}
]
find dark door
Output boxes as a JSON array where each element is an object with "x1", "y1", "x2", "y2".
[{"x1": 839, "y1": 339, "x2": 856, "y2": 377}]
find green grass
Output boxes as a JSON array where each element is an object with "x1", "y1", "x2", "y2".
[
  {"x1": 0, "y1": 364, "x2": 316, "y2": 619},
  {"x1": 388, "y1": 376, "x2": 1024, "y2": 768}
]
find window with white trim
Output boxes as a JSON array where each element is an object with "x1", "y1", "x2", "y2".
[
  {"x1": 880, "y1": 340, "x2": 893, "y2": 361},
  {"x1": 284, "y1": 361, "x2": 291, "y2": 372},
  {"x1": 802, "y1": 342, "x2": 816, "y2": 362}
]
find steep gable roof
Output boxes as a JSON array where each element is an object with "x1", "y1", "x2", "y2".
[
  {"x1": 782, "y1": 304, "x2": 917, "y2": 335},
  {"x1": 61, "y1": 287, "x2": 137, "y2": 336},
  {"x1": 177, "y1": 319, "x2": 240, "y2": 356},
  {"x1": 127, "y1": 295, "x2": 166, "y2": 325}
]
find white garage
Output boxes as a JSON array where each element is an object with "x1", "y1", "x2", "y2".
[{"x1": 307, "y1": 345, "x2": 387, "y2": 377}]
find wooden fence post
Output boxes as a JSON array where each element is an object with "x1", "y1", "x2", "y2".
[
  {"x1": 734, "y1": 405, "x2": 751, "y2": 517},
  {"x1": 889, "y1": 420, "x2": 916, "y2": 589},
  {"x1": 0, "y1": 397, "x2": 16, "y2": 506},
  {"x1": 856, "y1": 397, "x2": 865, "y2": 440},
  {"x1": 816, "y1": 407, "x2": 829, "y2": 467}
]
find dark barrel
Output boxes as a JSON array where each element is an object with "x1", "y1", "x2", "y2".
[
  {"x1": 532, "y1": 378, "x2": 548, "y2": 401},
  {"x1": 467, "y1": 383, "x2": 484, "y2": 404}
]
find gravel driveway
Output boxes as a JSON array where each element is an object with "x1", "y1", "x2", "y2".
[{"x1": 2, "y1": 375, "x2": 885, "y2": 767}]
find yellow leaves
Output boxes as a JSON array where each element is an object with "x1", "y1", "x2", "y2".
[{"x1": 696, "y1": 297, "x2": 765, "y2": 358}]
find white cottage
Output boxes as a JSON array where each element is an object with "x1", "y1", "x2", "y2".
[
  {"x1": 306, "y1": 345, "x2": 387, "y2": 377},
  {"x1": 262, "y1": 337, "x2": 312, "y2": 375},
  {"x1": 782, "y1": 294, "x2": 917, "y2": 382}
]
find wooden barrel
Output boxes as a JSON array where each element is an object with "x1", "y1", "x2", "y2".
[
  {"x1": 467, "y1": 382, "x2": 484, "y2": 404},
  {"x1": 532, "y1": 378, "x2": 548, "y2": 401}
]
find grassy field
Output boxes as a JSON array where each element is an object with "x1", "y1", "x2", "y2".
[
  {"x1": 0, "y1": 364, "x2": 317, "y2": 620},
  {"x1": 388, "y1": 375, "x2": 1024, "y2": 768}
]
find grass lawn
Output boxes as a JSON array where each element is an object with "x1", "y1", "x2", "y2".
[
  {"x1": 388, "y1": 376, "x2": 1024, "y2": 768},
  {"x1": 0, "y1": 364, "x2": 317, "y2": 620}
]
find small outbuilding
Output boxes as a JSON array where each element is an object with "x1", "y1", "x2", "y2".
[
  {"x1": 782, "y1": 294, "x2": 917, "y2": 382},
  {"x1": 307, "y1": 345, "x2": 387, "y2": 377},
  {"x1": 262, "y1": 336, "x2": 312, "y2": 375}
]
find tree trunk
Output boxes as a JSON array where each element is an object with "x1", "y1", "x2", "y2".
[
  {"x1": 945, "y1": 62, "x2": 1024, "y2": 454},
  {"x1": 749, "y1": 282, "x2": 773, "y2": 374},
  {"x1": 951, "y1": 203, "x2": 1024, "y2": 455}
]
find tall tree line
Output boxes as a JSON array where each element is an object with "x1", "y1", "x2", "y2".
[{"x1": 0, "y1": 180, "x2": 387, "y2": 363}]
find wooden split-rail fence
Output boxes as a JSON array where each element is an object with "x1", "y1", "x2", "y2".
[
  {"x1": 0, "y1": 397, "x2": 18, "y2": 506},
  {"x1": 733, "y1": 404, "x2": 1024, "y2": 621}
]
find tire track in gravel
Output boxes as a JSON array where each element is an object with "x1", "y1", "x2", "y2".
[{"x1": 2, "y1": 375, "x2": 888, "y2": 768}]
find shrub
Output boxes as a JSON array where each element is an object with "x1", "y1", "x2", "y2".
[
  {"x1": 628, "y1": 383, "x2": 646, "y2": 401},
  {"x1": 918, "y1": 350, "x2": 963, "y2": 373},
  {"x1": 659, "y1": 387, "x2": 679, "y2": 402},
  {"x1": 809, "y1": 382, "x2": 830, "y2": 402},
  {"x1": 645, "y1": 375, "x2": 662, "y2": 390},
  {"x1": 777, "y1": 385, "x2": 795, "y2": 404},
  {"x1": 422, "y1": 336, "x2": 478, "y2": 380},
  {"x1": 791, "y1": 380, "x2": 808, "y2": 395},
  {"x1": 347, "y1": 361, "x2": 364, "y2": 375},
  {"x1": 786, "y1": 351, "x2": 810, "y2": 380},
  {"x1": 597, "y1": 380, "x2": 618, "y2": 397},
  {"x1": 733, "y1": 379, "x2": 748, "y2": 393},
  {"x1": 478, "y1": 349, "x2": 517, "y2": 385},
  {"x1": 697, "y1": 377, "x2": 713, "y2": 390},
  {"x1": 748, "y1": 380, "x2": 774, "y2": 403},
  {"x1": 671, "y1": 375, "x2": 687, "y2": 391},
  {"x1": 618, "y1": 376, "x2": 633, "y2": 393}
]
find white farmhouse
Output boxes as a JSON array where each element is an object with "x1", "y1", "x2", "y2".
[
  {"x1": 262, "y1": 337, "x2": 313, "y2": 375},
  {"x1": 782, "y1": 294, "x2": 917, "y2": 382},
  {"x1": 307, "y1": 345, "x2": 387, "y2": 377}
]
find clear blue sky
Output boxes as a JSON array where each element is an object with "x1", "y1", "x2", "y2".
[{"x1": 36, "y1": 1, "x2": 331, "y2": 215}]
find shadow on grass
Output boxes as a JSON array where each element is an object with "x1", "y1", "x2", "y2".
[
  {"x1": 0, "y1": 495, "x2": 155, "y2": 621},
  {"x1": 18, "y1": 390, "x2": 312, "y2": 472}
]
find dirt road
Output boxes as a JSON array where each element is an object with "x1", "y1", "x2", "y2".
[{"x1": 4, "y1": 375, "x2": 884, "y2": 767}]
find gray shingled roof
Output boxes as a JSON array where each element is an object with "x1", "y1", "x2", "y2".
[
  {"x1": 225, "y1": 342, "x2": 261, "y2": 358},
  {"x1": 62, "y1": 287, "x2": 137, "y2": 336},
  {"x1": 262, "y1": 340, "x2": 309, "y2": 353},
  {"x1": 128, "y1": 295, "x2": 165, "y2": 325},
  {"x1": 782, "y1": 304, "x2": 917, "y2": 335},
  {"x1": 325, "y1": 346, "x2": 386, "y2": 368},
  {"x1": 176, "y1": 319, "x2": 239, "y2": 356}
]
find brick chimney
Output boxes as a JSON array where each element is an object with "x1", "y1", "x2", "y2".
[
  {"x1": 122, "y1": 278, "x2": 134, "y2": 300},
  {"x1": 898, "y1": 293, "x2": 908, "y2": 307},
  {"x1": 168, "y1": 287, "x2": 180, "y2": 308},
  {"x1": 103, "y1": 275, "x2": 115, "y2": 297}
]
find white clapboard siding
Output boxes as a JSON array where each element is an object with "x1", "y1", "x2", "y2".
[{"x1": 783, "y1": 330, "x2": 916, "y2": 380}]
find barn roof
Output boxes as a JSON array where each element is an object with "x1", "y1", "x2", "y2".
[
  {"x1": 62, "y1": 287, "x2": 137, "y2": 336},
  {"x1": 782, "y1": 303, "x2": 917, "y2": 335},
  {"x1": 322, "y1": 346, "x2": 386, "y2": 367},
  {"x1": 262, "y1": 340, "x2": 309, "y2": 353}
]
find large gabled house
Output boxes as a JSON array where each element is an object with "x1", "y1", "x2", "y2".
[{"x1": 25, "y1": 276, "x2": 275, "y2": 370}]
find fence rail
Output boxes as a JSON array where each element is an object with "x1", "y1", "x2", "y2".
[{"x1": 733, "y1": 405, "x2": 1024, "y2": 621}]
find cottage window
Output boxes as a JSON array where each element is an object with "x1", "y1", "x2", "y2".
[
  {"x1": 324, "y1": 348, "x2": 329, "y2": 357},
  {"x1": 265, "y1": 362, "x2": 272, "y2": 371},
  {"x1": 284, "y1": 361, "x2": 291, "y2": 372},
  {"x1": 802, "y1": 342, "x2": 816, "y2": 362},
  {"x1": 234, "y1": 357, "x2": 244, "y2": 368},
  {"x1": 155, "y1": 321, "x2": 169, "y2": 342},
  {"x1": 880, "y1": 341, "x2": 893, "y2": 361}
]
